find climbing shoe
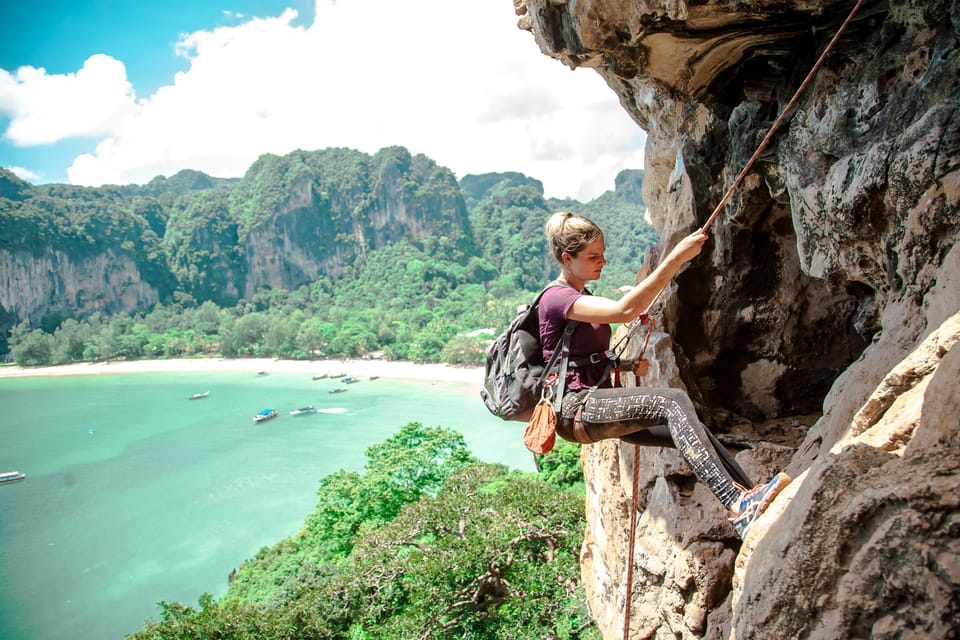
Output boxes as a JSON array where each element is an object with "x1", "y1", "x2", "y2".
[{"x1": 729, "y1": 472, "x2": 792, "y2": 539}]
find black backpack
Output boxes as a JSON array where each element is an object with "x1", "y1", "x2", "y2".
[{"x1": 480, "y1": 283, "x2": 577, "y2": 422}]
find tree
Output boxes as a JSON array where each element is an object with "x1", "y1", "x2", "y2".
[
  {"x1": 233, "y1": 423, "x2": 476, "y2": 593},
  {"x1": 439, "y1": 334, "x2": 487, "y2": 366},
  {"x1": 51, "y1": 318, "x2": 93, "y2": 363},
  {"x1": 301, "y1": 470, "x2": 368, "y2": 561},
  {"x1": 10, "y1": 322, "x2": 53, "y2": 365},
  {"x1": 361, "y1": 423, "x2": 476, "y2": 522},
  {"x1": 538, "y1": 441, "x2": 586, "y2": 490},
  {"x1": 329, "y1": 464, "x2": 596, "y2": 640}
]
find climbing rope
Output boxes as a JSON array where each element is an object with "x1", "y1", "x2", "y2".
[
  {"x1": 621, "y1": 2, "x2": 866, "y2": 638},
  {"x1": 621, "y1": 318, "x2": 653, "y2": 640},
  {"x1": 700, "y1": 0, "x2": 867, "y2": 233},
  {"x1": 622, "y1": 443, "x2": 643, "y2": 640}
]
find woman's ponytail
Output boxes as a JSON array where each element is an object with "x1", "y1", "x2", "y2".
[{"x1": 544, "y1": 211, "x2": 602, "y2": 264}]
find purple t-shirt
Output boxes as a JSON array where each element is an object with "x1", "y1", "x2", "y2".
[{"x1": 538, "y1": 284, "x2": 612, "y2": 390}]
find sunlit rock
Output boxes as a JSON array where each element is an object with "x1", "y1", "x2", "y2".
[{"x1": 519, "y1": 0, "x2": 960, "y2": 637}]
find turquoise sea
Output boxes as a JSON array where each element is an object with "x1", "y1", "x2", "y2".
[{"x1": 0, "y1": 370, "x2": 533, "y2": 640}]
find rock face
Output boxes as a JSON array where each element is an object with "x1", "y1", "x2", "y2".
[
  {"x1": 0, "y1": 248, "x2": 159, "y2": 326},
  {"x1": 517, "y1": 0, "x2": 959, "y2": 638},
  {"x1": 238, "y1": 150, "x2": 470, "y2": 299}
]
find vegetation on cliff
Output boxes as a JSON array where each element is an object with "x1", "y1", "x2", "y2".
[
  {"x1": 128, "y1": 424, "x2": 597, "y2": 640},
  {"x1": 2, "y1": 148, "x2": 656, "y2": 363}
]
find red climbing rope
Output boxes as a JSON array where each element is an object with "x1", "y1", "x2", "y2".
[
  {"x1": 622, "y1": 443, "x2": 642, "y2": 640},
  {"x1": 699, "y1": 0, "x2": 867, "y2": 234},
  {"x1": 621, "y1": 315, "x2": 653, "y2": 640}
]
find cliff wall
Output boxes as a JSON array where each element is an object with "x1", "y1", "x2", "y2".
[
  {"x1": 239, "y1": 150, "x2": 470, "y2": 299},
  {"x1": 0, "y1": 248, "x2": 159, "y2": 326},
  {"x1": 517, "y1": 0, "x2": 959, "y2": 637}
]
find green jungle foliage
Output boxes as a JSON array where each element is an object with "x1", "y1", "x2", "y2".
[
  {"x1": 536, "y1": 441, "x2": 588, "y2": 492},
  {"x1": 129, "y1": 423, "x2": 597, "y2": 640},
  {"x1": 2, "y1": 149, "x2": 657, "y2": 364}
]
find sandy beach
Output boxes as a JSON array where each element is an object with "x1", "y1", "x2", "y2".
[{"x1": 0, "y1": 357, "x2": 484, "y2": 385}]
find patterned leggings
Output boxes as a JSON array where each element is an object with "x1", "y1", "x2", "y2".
[{"x1": 558, "y1": 387, "x2": 751, "y2": 509}]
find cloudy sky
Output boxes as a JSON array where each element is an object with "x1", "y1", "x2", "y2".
[{"x1": 0, "y1": 0, "x2": 647, "y2": 201}]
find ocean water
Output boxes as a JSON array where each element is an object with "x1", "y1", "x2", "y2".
[{"x1": 0, "y1": 371, "x2": 533, "y2": 640}]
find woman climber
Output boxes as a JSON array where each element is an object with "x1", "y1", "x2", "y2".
[{"x1": 540, "y1": 211, "x2": 790, "y2": 538}]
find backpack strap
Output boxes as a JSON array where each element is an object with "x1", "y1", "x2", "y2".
[
  {"x1": 535, "y1": 280, "x2": 582, "y2": 414},
  {"x1": 550, "y1": 321, "x2": 577, "y2": 413}
]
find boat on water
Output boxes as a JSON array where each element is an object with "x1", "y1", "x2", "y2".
[
  {"x1": 290, "y1": 405, "x2": 317, "y2": 416},
  {"x1": 312, "y1": 374, "x2": 329, "y2": 380},
  {"x1": 256, "y1": 371, "x2": 270, "y2": 377},
  {"x1": 0, "y1": 471, "x2": 26, "y2": 484},
  {"x1": 343, "y1": 376, "x2": 360, "y2": 384},
  {"x1": 188, "y1": 391, "x2": 210, "y2": 400},
  {"x1": 253, "y1": 409, "x2": 279, "y2": 423},
  {"x1": 369, "y1": 375, "x2": 380, "y2": 381},
  {"x1": 329, "y1": 387, "x2": 348, "y2": 394}
]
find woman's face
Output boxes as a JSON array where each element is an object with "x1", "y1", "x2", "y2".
[{"x1": 564, "y1": 237, "x2": 606, "y2": 282}]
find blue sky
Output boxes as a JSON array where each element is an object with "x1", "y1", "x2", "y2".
[{"x1": 0, "y1": 1, "x2": 646, "y2": 200}]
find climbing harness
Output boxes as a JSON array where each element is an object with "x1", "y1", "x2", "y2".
[{"x1": 621, "y1": 2, "x2": 866, "y2": 637}]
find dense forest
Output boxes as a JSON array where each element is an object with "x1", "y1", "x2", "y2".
[
  {"x1": 1, "y1": 147, "x2": 657, "y2": 366},
  {"x1": 128, "y1": 424, "x2": 596, "y2": 639}
]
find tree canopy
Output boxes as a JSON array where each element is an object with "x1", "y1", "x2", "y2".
[{"x1": 130, "y1": 423, "x2": 597, "y2": 640}]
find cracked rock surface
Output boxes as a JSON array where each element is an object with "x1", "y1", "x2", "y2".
[{"x1": 518, "y1": 1, "x2": 959, "y2": 637}]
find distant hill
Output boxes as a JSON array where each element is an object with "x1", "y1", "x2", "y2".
[{"x1": 0, "y1": 149, "x2": 657, "y2": 355}]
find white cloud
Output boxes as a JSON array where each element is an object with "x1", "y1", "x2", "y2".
[
  {"x1": 15, "y1": 1, "x2": 647, "y2": 200},
  {"x1": 0, "y1": 54, "x2": 139, "y2": 145},
  {"x1": 6, "y1": 165, "x2": 42, "y2": 182}
]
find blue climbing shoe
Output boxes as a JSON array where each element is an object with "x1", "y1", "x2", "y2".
[{"x1": 730, "y1": 472, "x2": 792, "y2": 539}]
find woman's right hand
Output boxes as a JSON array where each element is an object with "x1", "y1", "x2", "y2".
[{"x1": 670, "y1": 230, "x2": 708, "y2": 264}]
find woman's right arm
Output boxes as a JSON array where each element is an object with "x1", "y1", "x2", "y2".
[{"x1": 568, "y1": 230, "x2": 708, "y2": 324}]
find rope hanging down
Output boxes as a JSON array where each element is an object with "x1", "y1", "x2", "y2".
[
  {"x1": 621, "y1": 318, "x2": 654, "y2": 640},
  {"x1": 622, "y1": 443, "x2": 643, "y2": 640},
  {"x1": 621, "y1": 2, "x2": 866, "y2": 639}
]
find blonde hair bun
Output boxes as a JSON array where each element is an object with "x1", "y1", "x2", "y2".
[{"x1": 544, "y1": 211, "x2": 603, "y2": 263}]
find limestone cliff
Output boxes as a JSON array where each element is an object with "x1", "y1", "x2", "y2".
[
  {"x1": 517, "y1": 0, "x2": 959, "y2": 637},
  {"x1": 0, "y1": 247, "x2": 159, "y2": 326},
  {"x1": 0, "y1": 148, "x2": 472, "y2": 339},
  {"x1": 237, "y1": 148, "x2": 470, "y2": 299}
]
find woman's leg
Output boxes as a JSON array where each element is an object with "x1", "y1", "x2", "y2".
[
  {"x1": 558, "y1": 390, "x2": 747, "y2": 481},
  {"x1": 574, "y1": 387, "x2": 747, "y2": 509},
  {"x1": 620, "y1": 427, "x2": 753, "y2": 489}
]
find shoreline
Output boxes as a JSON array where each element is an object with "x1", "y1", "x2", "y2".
[{"x1": 0, "y1": 357, "x2": 484, "y2": 385}]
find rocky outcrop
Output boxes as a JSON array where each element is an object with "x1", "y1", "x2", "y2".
[
  {"x1": 518, "y1": 0, "x2": 959, "y2": 637},
  {"x1": 0, "y1": 248, "x2": 158, "y2": 325},
  {"x1": 239, "y1": 150, "x2": 470, "y2": 298}
]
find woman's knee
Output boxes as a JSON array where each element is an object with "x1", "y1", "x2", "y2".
[
  {"x1": 649, "y1": 386, "x2": 688, "y2": 405},
  {"x1": 593, "y1": 386, "x2": 696, "y2": 417}
]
